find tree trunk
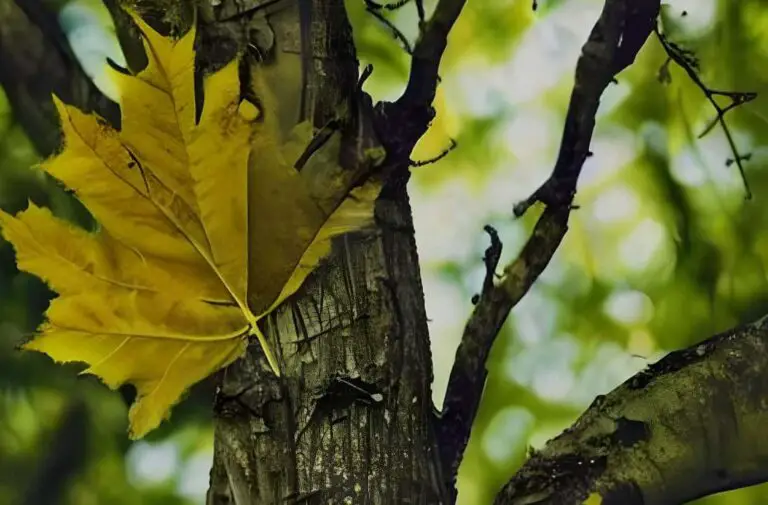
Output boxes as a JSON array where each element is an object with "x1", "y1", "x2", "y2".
[
  {"x1": 201, "y1": 1, "x2": 446, "y2": 504},
  {"x1": 208, "y1": 200, "x2": 444, "y2": 504}
]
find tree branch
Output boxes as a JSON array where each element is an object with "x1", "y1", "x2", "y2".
[
  {"x1": 371, "y1": 0, "x2": 467, "y2": 164},
  {"x1": 1, "y1": 0, "x2": 117, "y2": 155},
  {"x1": 399, "y1": 0, "x2": 464, "y2": 108},
  {"x1": 437, "y1": 0, "x2": 661, "y2": 498},
  {"x1": 654, "y1": 28, "x2": 757, "y2": 199},
  {"x1": 494, "y1": 314, "x2": 768, "y2": 504}
]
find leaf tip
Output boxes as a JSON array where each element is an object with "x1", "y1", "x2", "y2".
[
  {"x1": 127, "y1": 395, "x2": 172, "y2": 440},
  {"x1": 49, "y1": 95, "x2": 69, "y2": 121},
  {"x1": 124, "y1": 7, "x2": 154, "y2": 37},
  {"x1": 19, "y1": 337, "x2": 44, "y2": 354}
]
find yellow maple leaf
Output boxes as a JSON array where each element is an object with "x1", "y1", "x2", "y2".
[{"x1": 0, "y1": 13, "x2": 381, "y2": 438}]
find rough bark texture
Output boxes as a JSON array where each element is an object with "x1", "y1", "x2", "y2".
[
  {"x1": 209, "y1": 187, "x2": 444, "y2": 505},
  {"x1": 203, "y1": 2, "x2": 446, "y2": 504},
  {"x1": 495, "y1": 316, "x2": 768, "y2": 505}
]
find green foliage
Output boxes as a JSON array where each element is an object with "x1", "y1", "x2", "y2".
[{"x1": 2, "y1": 0, "x2": 768, "y2": 504}]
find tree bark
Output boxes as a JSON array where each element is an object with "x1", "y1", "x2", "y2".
[
  {"x1": 202, "y1": 1, "x2": 446, "y2": 504},
  {"x1": 494, "y1": 316, "x2": 768, "y2": 505}
]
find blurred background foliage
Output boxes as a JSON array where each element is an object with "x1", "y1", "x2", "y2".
[{"x1": 0, "y1": 0, "x2": 767, "y2": 504}]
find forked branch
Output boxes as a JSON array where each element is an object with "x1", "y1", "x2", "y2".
[
  {"x1": 437, "y1": 0, "x2": 662, "y2": 500},
  {"x1": 655, "y1": 28, "x2": 757, "y2": 198}
]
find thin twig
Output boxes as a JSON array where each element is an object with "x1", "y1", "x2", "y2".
[
  {"x1": 364, "y1": 0, "x2": 413, "y2": 11},
  {"x1": 481, "y1": 225, "x2": 502, "y2": 296},
  {"x1": 410, "y1": 138, "x2": 458, "y2": 166},
  {"x1": 655, "y1": 29, "x2": 757, "y2": 199},
  {"x1": 365, "y1": 5, "x2": 414, "y2": 54},
  {"x1": 370, "y1": 0, "x2": 466, "y2": 170},
  {"x1": 365, "y1": 0, "x2": 426, "y2": 23}
]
